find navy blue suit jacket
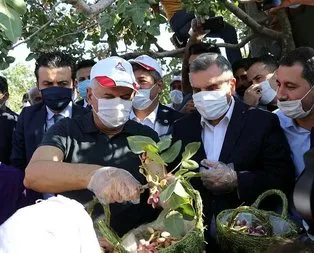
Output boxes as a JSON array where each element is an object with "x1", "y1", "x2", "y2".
[
  {"x1": 156, "y1": 103, "x2": 183, "y2": 136},
  {"x1": 10, "y1": 102, "x2": 87, "y2": 170},
  {"x1": 0, "y1": 107, "x2": 18, "y2": 165},
  {"x1": 171, "y1": 98, "x2": 295, "y2": 221}
]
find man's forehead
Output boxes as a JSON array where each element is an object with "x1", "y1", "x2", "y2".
[
  {"x1": 38, "y1": 66, "x2": 72, "y2": 78},
  {"x1": 277, "y1": 64, "x2": 304, "y2": 81}
]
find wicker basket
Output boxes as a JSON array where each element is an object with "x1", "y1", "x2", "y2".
[
  {"x1": 87, "y1": 189, "x2": 204, "y2": 253},
  {"x1": 216, "y1": 189, "x2": 298, "y2": 253}
]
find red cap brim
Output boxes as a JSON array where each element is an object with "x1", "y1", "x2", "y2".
[{"x1": 95, "y1": 76, "x2": 115, "y2": 87}]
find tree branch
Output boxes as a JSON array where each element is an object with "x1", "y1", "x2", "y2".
[
  {"x1": 11, "y1": 19, "x2": 53, "y2": 49},
  {"x1": 52, "y1": 22, "x2": 98, "y2": 42},
  {"x1": 221, "y1": 0, "x2": 283, "y2": 40},
  {"x1": 119, "y1": 34, "x2": 255, "y2": 59},
  {"x1": 64, "y1": 0, "x2": 116, "y2": 16}
]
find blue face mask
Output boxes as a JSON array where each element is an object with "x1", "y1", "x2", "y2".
[
  {"x1": 78, "y1": 79, "x2": 91, "y2": 100},
  {"x1": 41, "y1": 87, "x2": 73, "y2": 111}
]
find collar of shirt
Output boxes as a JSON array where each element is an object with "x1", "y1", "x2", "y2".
[
  {"x1": 83, "y1": 99, "x2": 89, "y2": 108},
  {"x1": 130, "y1": 103, "x2": 159, "y2": 126},
  {"x1": 46, "y1": 101, "x2": 73, "y2": 121},
  {"x1": 275, "y1": 109, "x2": 309, "y2": 133},
  {"x1": 200, "y1": 97, "x2": 235, "y2": 129}
]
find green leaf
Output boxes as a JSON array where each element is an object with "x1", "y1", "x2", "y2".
[
  {"x1": 166, "y1": 193, "x2": 190, "y2": 210},
  {"x1": 177, "y1": 203, "x2": 196, "y2": 221},
  {"x1": 181, "y1": 160, "x2": 199, "y2": 170},
  {"x1": 5, "y1": 56, "x2": 14, "y2": 63},
  {"x1": 160, "y1": 140, "x2": 182, "y2": 163},
  {"x1": 157, "y1": 135, "x2": 172, "y2": 152},
  {"x1": 146, "y1": 150, "x2": 166, "y2": 166},
  {"x1": 159, "y1": 180, "x2": 176, "y2": 203},
  {"x1": 182, "y1": 142, "x2": 201, "y2": 161},
  {"x1": 99, "y1": 12, "x2": 114, "y2": 33},
  {"x1": 175, "y1": 169, "x2": 188, "y2": 177},
  {"x1": 164, "y1": 211, "x2": 185, "y2": 238},
  {"x1": 173, "y1": 180, "x2": 189, "y2": 198},
  {"x1": 125, "y1": 2, "x2": 150, "y2": 26},
  {"x1": 0, "y1": 1, "x2": 23, "y2": 42},
  {"x1": 183, "y1": 172, "x2": 201, "y2": 180},
  {"x1": 25, "y1": 52, "x2": 36, "y2": 61},
  {"x1": 127, "y1": 136, "x2": 157, "y2": 154},
  {"x1": 6, "y1": 0, "x2": 26, "y2": 15}
]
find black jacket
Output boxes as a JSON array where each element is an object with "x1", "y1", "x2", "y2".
[
  {"x1": 10, "y1": 102, "x2": 88, "y2": 170},
  {"x1": 155, "y1": 103, "x2": 183, "y2": 136},
  {"x1": 171, "y1": 98, "x2": 295, "y2": 223},
  {"x1": 0, "y1": 106, "x2": 18, "y2": 165}
]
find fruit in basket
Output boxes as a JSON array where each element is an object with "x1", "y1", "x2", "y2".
[{"x1": 231, "y1": 219, "x2": 267, "y2": 236}]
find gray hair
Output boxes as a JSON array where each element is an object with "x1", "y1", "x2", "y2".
[{"x1": 189, "y1": 53, "x2": 233, "y2": 77}]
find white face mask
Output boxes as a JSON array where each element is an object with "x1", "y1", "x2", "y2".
[
  {"x1": 277, "y1": 86, "x2": 314, "y2": 119},
  {"x1": 93, "y1": 93, "x2": 132, "y2": 128},
  {"x1": 132, "y1": 84, "x2": 158, "y2": 110},
  {"x1": 259, "y1": 80, "x2": 276, "y2": 105},
  {"x1": 193, "y1": 90, "x2": 230, "y2": 120},
  {"x1": 170, "y1": 90, "x2": 183, "y2": 105}
]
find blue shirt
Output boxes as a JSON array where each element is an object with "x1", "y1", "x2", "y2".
[{"x1": 275, "y1": 109, "x2": 310, "y2": 177}]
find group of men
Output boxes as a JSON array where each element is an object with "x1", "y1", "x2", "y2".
[{"x1": 1, "y1": 39, "x2": 314, "y2": 251}]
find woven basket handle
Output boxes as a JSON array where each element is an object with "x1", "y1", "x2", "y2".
[
  {"x1": 86, "y1": 197, "x2": 111, "y2": 226},
  {"x1": 251, "y1": 189, "x2": 288, "y2": 219}
]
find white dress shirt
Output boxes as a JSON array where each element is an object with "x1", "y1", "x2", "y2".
[
  {"x1": 130, "y1": 104, "x2": 169, "y2": 136},
  {"x1": 201, "y1": 98, "x2": 235, "y2": 161},
  {"x1": 83, "y1": 99, "x2": 89, "y2": 108},
  {"x1": 45, "y1": 102, "x2": 73, "y2": 131}
]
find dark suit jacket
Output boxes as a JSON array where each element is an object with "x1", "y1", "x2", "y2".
[
  {"x1": 156, "y1": 104, "x2": 183, "y2": 136},
  {"x1": 171, "y1": 98, "x2": 295, "y2": 220},
  {"x1": 10, "y1": 102, "x2": 87, "y2": 170},
  {"x1": 0, "y1": 107, "x2": 18, "y2": 165}
]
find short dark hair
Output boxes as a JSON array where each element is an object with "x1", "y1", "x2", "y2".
[
  {"x1": 232, "y1": 58, "x2": 249, "y2": 73},
  {"x1": 75, "y1": 59, "x2": 96, "y2": 77},
  {"x1": 189, "y1": 53, "x2": 233, "y2": 75},
  {"x1": 279, "y1": 47, "x2": 314, "y2": 87},
  {"x1": 131, "y1": 63, "x2": 162, "y2": 83},
  {"x1": 246, "y1": 55, "x2": 279, "y2": 73},
  {"x1": 34, "y1": 52, "x2": 75, "y2": 82},
  {"x1": 0, "y1": 76, "x2": 8, "y2": 94},
  {"x1": 189, "y1": 43, "x2": 221, "y2": 56}
]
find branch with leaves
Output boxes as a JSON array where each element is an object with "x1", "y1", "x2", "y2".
[
  {"x1": 64, "y1": 0, "x2": 116, "y2": 16},
  {"x1": 118, "y1": 34, "x2": 255, "y2": 59},
  {"x1": 221, "y1": 0, "x2": 283, "y2": 40}
]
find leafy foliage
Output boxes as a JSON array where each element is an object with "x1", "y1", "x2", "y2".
[
  {"x1": 0, "y1": 63, "x2": 35, "y2": 113},
  {"x1": 127, "y1": 135, "x2": 201, "y2": 237}
]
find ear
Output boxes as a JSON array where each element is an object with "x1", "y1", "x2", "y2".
[
  {"x1": 230, "y1": 78, "x2": 236, "y2": 96},
  {"x1": 86, "y1": 87, "x2": 93, "y2": 105},
  {"x1": 157, "y1": 80, "x2": 163, "y2": 94},
  {"x1": 74, "y1": 79, "x2": 78, "y2": 88}
]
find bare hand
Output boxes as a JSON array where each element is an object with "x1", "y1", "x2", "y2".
[
  {"x1": 190, "y1": 18, "x2": 206, "y2": 40},
  {"x1": 243, "y1": 84, "x2": 262, "y2": 107}
]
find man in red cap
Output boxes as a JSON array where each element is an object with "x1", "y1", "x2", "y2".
[
  {"x1": 24, "y1": 56, "x2": 160, "y2": 241},
  {"x1": 130, "y1": 55, "x2": 183, "y2": 136}
]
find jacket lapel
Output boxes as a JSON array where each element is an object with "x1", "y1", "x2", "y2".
[
  {"x1": 33, "y1": 105, "x2": 47, "y2": 145},
  {"x1": 219, "y1": 98, "x2": 249, "y2": 162}
]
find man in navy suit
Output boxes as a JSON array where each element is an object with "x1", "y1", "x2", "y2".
[
  {"x1": 10, "y1": 52, "x2": 87, "y2": 170},
  {"x1": 0, "y1": 76, "x2": 18, "y2": 165},
  {"x1": 130, "y1": 55, "x2": 183, "y2": 136},
  {"x1": 171, "y1": 53, "x2": 295, "y2": 247}
]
